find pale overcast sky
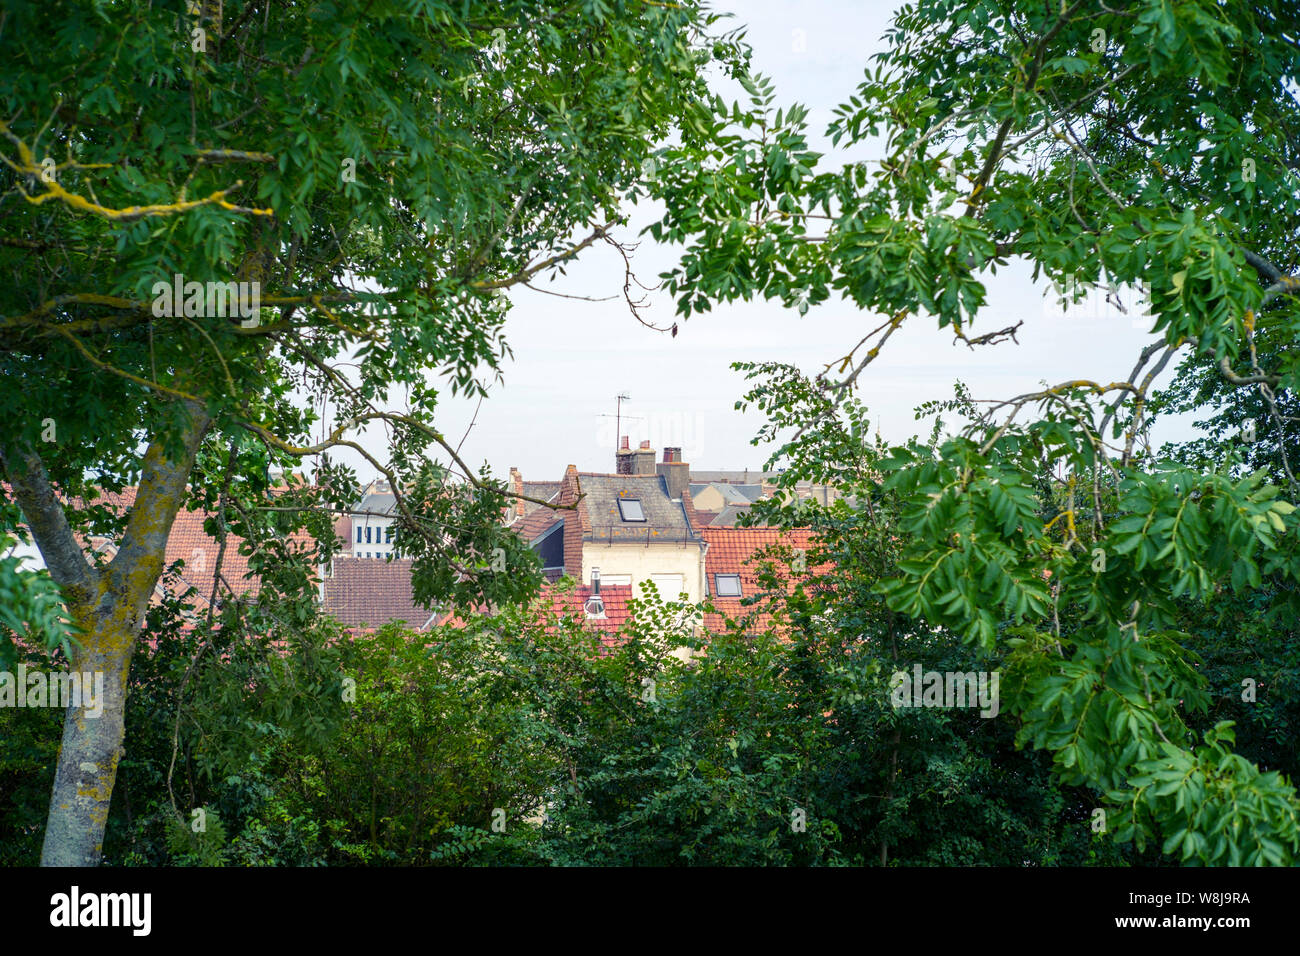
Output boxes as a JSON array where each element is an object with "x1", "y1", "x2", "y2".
[{"x1": 337, "y1": 0, "x2": 1193, "y2": 485}]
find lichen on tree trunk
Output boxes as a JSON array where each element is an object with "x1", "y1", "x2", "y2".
[
  {"x1": 40, "y1": 638, "x2": 133, "y2": 866},
  {"x1": 3, "y1": 401, "x2": 211, "y2": 867}
]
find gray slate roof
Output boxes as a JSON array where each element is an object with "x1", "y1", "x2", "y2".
[
  {"x1": 516, "y1": 481, "x2": 561, "y2": 520},
  {"x1": 356, "y1": 492, "x2": 397, "y2": 516},
  {"x1": 523, "y1": 481, "x2": 561, "y2": 502},
  {"x1": 689, "y1": 470, "x2": 780, "y2": 484},
  {"x1": 579, "y1": 474, "x2": 697, "y2": 541},
  {"x1": 710, "y1": 503, "x2": 757, "y2": 527}
]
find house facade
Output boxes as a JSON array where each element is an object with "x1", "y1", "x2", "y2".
[
  {"x1": 12, "y1": 435, "x2": 835, "y2": 642},
  {"x1": 349, "y1": 481, "x2": 398, "y2": 559},
  {"x1": 510, "y1": 443, "x2": 708, "y2": 608}
]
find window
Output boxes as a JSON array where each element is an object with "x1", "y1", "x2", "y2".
[
  {"x1": 385, "y1": 525, "x2": 394, "y2": 543},
  {"x1": 356, "y1": 526, "x2": 363, "y2": 544},
  {"x1": 715, "y1": 574, "x2": 743, "y2": 597},
  {"x1": 617, "y1": 498, "x2": 646, "y2": 521},
  {"x1": 595, "y1": 573, "x2": 632, "y2": 586},
  {"x1": 365, "y1": 525, "x2": 372, "y2": 544},
  {"x1": 650, "y1": 573, "x2": 683, "y2": 597}
]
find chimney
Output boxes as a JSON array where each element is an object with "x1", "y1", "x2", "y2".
[
  {"x1": 616, "y1": 435, "x2": 635, "y2": 475},
  {"x1": 632, "y1": 439, "x2": 655, "y2": 475},
  {"x1": 509, "y1": 466, "x2": 525, "y2": 517},
  {"x1": 584, "y1": 566, "x2": 606, "y2": 618},
  {"x1": 658, "y1": 446, "x2": 689, "y2": 501}
]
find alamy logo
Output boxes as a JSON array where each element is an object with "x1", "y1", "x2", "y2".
[
  {"x1": 151, "y1": 274, "x2": 261, "y2": 326},
  {"x1": 50, "y1": 886, "x2": 151, "y2": 936},
  {"x1": 0, "y1": 665, "x2": 103, "y2": 718},
  {"x1": 890, "y1": 665, "x2": 1000, "y2": 718}
]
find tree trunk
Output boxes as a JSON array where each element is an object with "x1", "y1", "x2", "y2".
[
  {"x1": 40, "y1": 632, "x2": 134, "y2": 866},
  {"x1": 3, "y1": 402, "x2": 211, "y2": 866}
]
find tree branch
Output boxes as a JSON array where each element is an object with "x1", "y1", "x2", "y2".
[
  {"x1": 0, "y1": 443, "x2": 99, "y2": 607},
  {"x1": 106, "y1": 402, "x2": 214, "y2": 608}
]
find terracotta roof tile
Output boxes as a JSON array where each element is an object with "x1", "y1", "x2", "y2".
[
  {"x1": 546, "y1": 584, "x2": 635, "y2": 649},
  {"x1": 16, "y1": 485, "x2": 440, "y2": 633},
  {"x1": 87, "y1": 488, "x2": 317, "y2": 608},
  {"x1": 321, "y1": 555, "x2": 432, "y2": 630},
  {"x1": 514, "y1": 504, "x2": 564, "y2": 541},
  {"x1": 434, "y1": 583, "x2": 636, "y2": 650},
  {"x1": 701, "y1": 527, "x2": 828, "y2": 633}
]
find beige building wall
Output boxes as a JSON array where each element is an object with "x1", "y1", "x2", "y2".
[
  {"x1": 581, "y1": 542, "x2": 707, "y2": 606},
  {"x1": 690, "y1": 485, "x2": 727, "y2": 512},
  {"x1": 772, "y1": 483, "x2": 837, "y2": 506}
]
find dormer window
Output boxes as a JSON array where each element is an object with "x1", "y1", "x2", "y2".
[
  {"x1": 715, "y1": 574, "x2": 743, "y2": 597},
  {"x1": 618, "y1": 498, "x2": 646, "y2": 522}
]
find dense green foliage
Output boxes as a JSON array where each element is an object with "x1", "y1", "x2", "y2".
[
  {"x1": 646, "y1": 0, "x2": 1300, "y2": 864},
  {"x1": 5, "y1": 481, "x2": 1293, "y2": 866},
  {"x1": 2, "y1": 494, "x2": 1134, "y2": 867},
  {"x1": 3, "y1": 0, "x2": 1299, "y2": 867},
  {"x1": 0, "y1": 0, "x2": 745, "y2": 863}
]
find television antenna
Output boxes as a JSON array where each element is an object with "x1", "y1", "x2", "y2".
[{"x1": 596, "y1": 393, "x2": 643, "y2": 447}]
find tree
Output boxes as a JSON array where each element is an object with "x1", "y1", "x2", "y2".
[
  {"x1": 0, "y1": 0, "x2": 744, "y2": 865},
  {"x1": 651, "y1": 0, "x2": 1300, "y2": 863}
]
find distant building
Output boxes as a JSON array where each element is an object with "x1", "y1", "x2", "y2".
[
  {"x1": 507, "y1": 442, "x2": 707, "y2": 606},
  {"x1": 689, "y1": 481, "x2": 763, "y2": 512},
  {"x1": 349, "y1": 480, "x2": 397, "y2": 559}
]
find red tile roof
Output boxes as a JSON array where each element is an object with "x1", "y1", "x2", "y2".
[
  {"x1": 89, "y1": 488, "x2": 319, "y2": 610},
  {"x1": 546, "y1": 584, "x2": 634, "y2": 648},
  {"x1": 321, "y1": 555, "x2": 432, "y2": 630},
  {"x1": 20, "y1": 484, "x2": 623, "y2": 637},
  {"x1": 514, "y1": 504, "x2": 564, "y2": 541},
  {"x1": 680, "y1": 486, "x2": 705, "y2": 532},
  {"x1": 434, "y1": 583, "x2": 635, "y2": 649},
  {"x1": 701, "y1": 527, "x2": 827, "y2": 633}
]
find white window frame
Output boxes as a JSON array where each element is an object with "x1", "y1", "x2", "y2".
[
  {"x1": 617, "y1": 498, "x2": 646, "y2": 522},
  {"x1": 715, "y1": 574, "x2": 743, "y2": 597}
]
